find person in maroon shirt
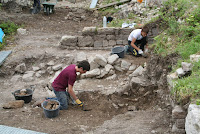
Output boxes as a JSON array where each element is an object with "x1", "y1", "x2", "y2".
[{"x1": 52, "y1": 60, "x2": 90, "y2": 110}]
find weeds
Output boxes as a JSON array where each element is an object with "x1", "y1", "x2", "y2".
[
  {"x1": 152, "y1": 0, "x2": 200, "y2": 103},
  {"x1": 172, "y1": 61, "x2": 200, "y2": 104},
  {"x1": 0, "y1": 21, "x2": 20, "y2": 50}
]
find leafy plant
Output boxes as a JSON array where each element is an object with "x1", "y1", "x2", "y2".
[{"x1": 0, "y1": 21, "x2": 20, "y2": 50}]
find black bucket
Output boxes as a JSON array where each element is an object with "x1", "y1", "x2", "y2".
[
  {"x1": 12, "y1": 86, "x2": 35, "y2": 103},
  {"x1": 41, "y1": 99, "x2": 60, "y2": 118},
  {"x1": 111, "y1": 46, "x2": 125, "y2": 58}
]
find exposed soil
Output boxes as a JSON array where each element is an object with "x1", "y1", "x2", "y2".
[{"x1": 0, "y1": 2, "x2": 174, "y2": 134}]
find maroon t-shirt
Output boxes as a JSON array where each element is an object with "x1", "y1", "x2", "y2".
[{"x1": 52, "y1": 64, "x2": 77, "y2": 91}]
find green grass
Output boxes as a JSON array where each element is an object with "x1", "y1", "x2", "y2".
[
  {"x1": 0, "y1": 21, "x2": 20, "y2": 50},
  {"x1": 172, "y1": 60, "x2": 200, "y2": 104},
  {"x1": 151, "y1": 0, "x2": 200, "y2": 104}
]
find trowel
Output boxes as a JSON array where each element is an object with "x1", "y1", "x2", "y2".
[{"x1": 82, "y1": 104, "x2": 92, "y2": 111}]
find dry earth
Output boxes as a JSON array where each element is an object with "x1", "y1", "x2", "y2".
[{"x1": 0, "y1": 2, "x2": 172, "y2": 134}]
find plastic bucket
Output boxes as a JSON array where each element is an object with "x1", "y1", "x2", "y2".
[
  {"x1": 12, "y1": 89, "x2": 34, "y2": 103},
  {"x1": 111, "y1": 46, "x2": 125, "y2": 58},
  {"x1": 41, "y1": 99, "x2": 60, "y2": 118}
]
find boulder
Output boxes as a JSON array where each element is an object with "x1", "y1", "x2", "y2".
[
  {"x1": 76, "y1": 52, "x2": 87, "y2": 62},
  {"x1": 15, "y1": 63, "x2": 26, "y2": 73},
  {"x1": 52, "y1": 64, "x2": 63, "y2": 71},
  {"x1": 185, "y1": 104, "x2": 200, "y2": 134},
  {"x1": 121, "y1": 60, "x2": 131, "y2": 70},
  {"x1": 107, "y1": 54, "x2": 119, "y2": 65},
  {"x1": 78, "y1": 36, "x2": 93, "y2": 47},
  {"x1": 3, "y1": 100, "x2": 24, "y2": 109},
  {"x1": 129, "y1": 66, "x2": 144, "y2": 77},
  {"x1": 182, "y1": 62, "x2": 192, "y2": 72},
  {"x1": 59, "y1": 35, "x2": 77, "y2": 47},
  {"x1": 82, "y1": 27, "x2": 97, "y2": 36},
  {"x1": 190, "y1": 54, "x2": 200, "y2": 62},
  {"x1": 94, "y1": 54, "x2": 107, "y2": 67},
  {"x1": 176, "y1": 68, "x2": 185, "y2": 77},
  {"x1": 84, "y1": 68, "x2": 101, "y2": 78}
]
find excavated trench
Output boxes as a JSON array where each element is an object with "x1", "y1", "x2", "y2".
[
  {"x1": 0, "y1": 52, "x2": 179, "y2": 133},
  {"x1": 0, "y1": 3, "x2": 179, "y2": 133}
]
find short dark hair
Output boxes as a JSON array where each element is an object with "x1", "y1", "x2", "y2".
[
  {"x1": 77, "y1": 60, "x2": 90, "y2": 71},
  {"x1": 141, "y1": 26, "x2": 149, "y2": 34}
]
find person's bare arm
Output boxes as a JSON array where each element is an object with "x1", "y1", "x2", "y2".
[
  {"x1": 68, "y1": 84, "x2": 83, "y2": 106},
  {"x1": 67, "y1": 84, "x2": 77, "y2": 101},
  {"x1": 131, "y1": 38, "x2": 140, "y2": 51}
]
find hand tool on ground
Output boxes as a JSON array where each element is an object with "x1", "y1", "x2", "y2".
[{"x1": 82, "y1": 104, "x2": 92, "y2": 111}]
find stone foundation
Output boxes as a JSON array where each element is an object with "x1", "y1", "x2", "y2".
[{"x1": 59, "y1": 26, "x2": 156, "y2": 50}]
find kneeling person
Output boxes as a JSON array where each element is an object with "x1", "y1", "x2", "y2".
[
  {"x1": 127, "y1": 26, "x2": 149, "y2": 57},
  {"x1": 52, "y1": 60, "x2": 90, "y2": 110}
]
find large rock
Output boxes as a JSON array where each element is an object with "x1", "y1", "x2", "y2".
[
  {"x1": 176, "y1": 68, "x2": 185, "y2": 77},
  {"x1": 105, "y1": 64, "x2": 114, "y2": 72},
  {"x1": 15, "y1": 63, "x2": 27, "y2": 73},
  {"x1": 121, "y1": 60, "x2": 131, "y2": 71},
  {"x1": 3, "y1": 100, "x2": 24, "y2": 109},
  {"x1": 190, "y1": 54, "x2": 200, "y2": 62},
  {"x1": 185, "y1": 104, "x2": 200, "y2": 134},
  {"x1": 59, "y1": 35, "x2": 77, "y2": 47},
  {"x1": 167, "y1": 72, "x2": 178, "y2": 90},
  {"x1": 88, "y1": 57, "x2": 100, "y2": 70},
  {"x1": 107, "y1": 54, "x2": 119, "y2": 65},
  {"x1": 76, "y1": 52, "x2": 87, "y2": 62},
  {"x1": 78, "y1": 36, "x2": 93, "y2": 47},
  {"x1": 129, "y1": 66, "x2": 144, "y2": 77},
  {"x1": 94, "y1": 54, "x2": 107, "y2": 67},
  {"x1": 97, "y1": 27, "x2": 115, "y2": 35},
  {"x1": 84, "y1": 68, "x2": 101, "y2": 78},
  {"x1": 82, "y1": 27, "x2": 97, "y2": 36},
  {"x1": 182, "y1": 62, "x2": 192, "y2": 72},
  {"x1": 22, "y1": 71, "x2": 35, "y2": 82},
  {"x1": 52, "y1": 64, "x2": 63, "y2": 71},
  {"x1": 172, "y1": 105, "x2": 186, "y2": 119},
  {"x1": 130, "y1": 76, "x2": 146, "y2": 87}
]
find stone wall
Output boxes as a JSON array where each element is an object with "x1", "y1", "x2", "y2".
[
  {"x1": 59, "y1": 26, "x2": 156, "y2": 50},
  {"x1": 1, "y1": 0, "x2": 32, "y2": 6}
]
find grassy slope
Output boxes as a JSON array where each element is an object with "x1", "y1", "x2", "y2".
[{"x1": 152, "y1": 0, "x2": 200, "y2": 104}]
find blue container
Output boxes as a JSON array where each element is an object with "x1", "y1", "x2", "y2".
[
  {"x1": 41, "y1": 99, "x2": 60, "y2": 118},
  {"x1": 111, "y1": 46, "x2": 125, "y2": 58}
]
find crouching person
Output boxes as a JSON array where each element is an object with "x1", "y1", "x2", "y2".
[
  {"x1": 127, "y1": 26, "x2": 149, "y2": 57},
  {"x1": 52, "y1": 60, "x2": 90, "y2": 110}
]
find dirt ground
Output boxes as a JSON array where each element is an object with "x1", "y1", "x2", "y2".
[{"x1": 0, "y1": 2, "x2": 172, "y2": 134}]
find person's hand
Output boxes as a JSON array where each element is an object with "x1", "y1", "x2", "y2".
[
  {"x1": 145, "y1": 48, "x2": 148, "y2": 53},
  {"x1": 138, "y1": 49, "x2": 143, "y2": 54},
  {"x1": 76, "y1": 99, "x2": 83, "y2": 107}
]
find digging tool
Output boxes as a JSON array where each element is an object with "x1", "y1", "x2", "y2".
[
  {"x1": 141, "y1": 53, "x2": 148, "y2": 58},
  {"x1": 82, "y1": 104, "x2": 92, "y2": 111}
]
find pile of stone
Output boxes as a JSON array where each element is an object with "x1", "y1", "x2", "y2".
[
  {"x1": 79, "y1": 53, "x2": 143, "y2": 80},
  {"x1": 12, "y1": 59, "x2": 66, "y2": 82}
]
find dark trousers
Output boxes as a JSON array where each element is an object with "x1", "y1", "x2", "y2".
[
  {"x1": 33, "y1": 0, "x2": 41, "y2": 9},
  {"x1": 128, "y1": 37, "x2": 147, "y2": 56}
]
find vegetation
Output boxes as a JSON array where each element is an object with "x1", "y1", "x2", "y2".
[
  {"x1": 0, "y1": 21, "x2": 20, "y2": 50},
  {"x1": 151, "y1": 0, "x2": 200, "y2": 104}
]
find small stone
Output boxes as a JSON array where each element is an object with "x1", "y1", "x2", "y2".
[{"x1": 128, "y1": 105, "x2": 136, "y2": 111}]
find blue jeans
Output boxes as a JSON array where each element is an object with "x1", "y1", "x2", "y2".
[{"x1": 52, "y1": 87, "x2": 69, "y2": 110}]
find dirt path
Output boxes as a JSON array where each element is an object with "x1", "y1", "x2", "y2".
[{"x1": 0, "y1": 3, "x2": 172, "y2": 134}]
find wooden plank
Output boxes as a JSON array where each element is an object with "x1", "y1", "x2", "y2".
[
  {"x1": 90, "y1": 0, "x2": 98, "y2": 8},
  {"x1": 96, "y1": 0, "x2": 131, "y2": 10},
  {"x1": 0, "y1": 50, "x2": 12, "y2": 66}
]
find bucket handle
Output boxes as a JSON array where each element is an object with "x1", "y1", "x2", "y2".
[{"x1": 30, "y1": 85, "x2": 36, "y2": 92}]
